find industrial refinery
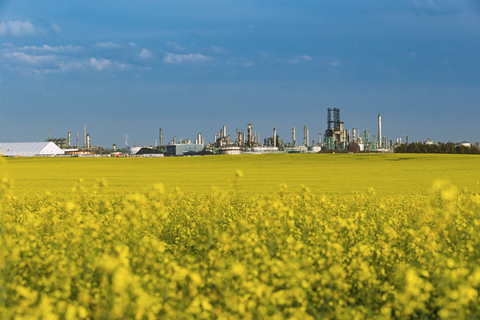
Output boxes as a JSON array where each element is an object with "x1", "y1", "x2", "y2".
[
  {"x1": 1, "y1": 108, "x2": 477, "y2": 157},
  {"x1": 194, "y1": 108, "x2": 401, "y2": 155}
]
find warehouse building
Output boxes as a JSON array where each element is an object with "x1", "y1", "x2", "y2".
[
  {"x1": 166, "y1": 143, "x2": 203, "y2": 156},
  {"x1": 0, "y1": 142, "x2": 65, "y2": 157}
]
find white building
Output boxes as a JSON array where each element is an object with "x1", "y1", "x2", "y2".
[
  {"x1": 456, "y1": 140, "x2": 472, "y2": 147},
  {"x1": 0, "y1": 142, "x2": 65, "y2": 157}
]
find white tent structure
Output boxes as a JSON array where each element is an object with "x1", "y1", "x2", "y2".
[{"x1": 0, "y1": 142, "x2": 65, "y2": 157}]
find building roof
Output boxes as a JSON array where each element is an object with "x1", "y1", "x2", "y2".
[
  {"x1": 136, "y1": 147, "x2": 163, "y2": 155},
  {"x1": 0, "y1": 142, "x2": 65, "y2": 157}
]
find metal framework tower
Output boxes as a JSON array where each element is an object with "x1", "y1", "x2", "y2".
[{"x1": 327, "y1": 108, "x2": 333, "y2": 131}]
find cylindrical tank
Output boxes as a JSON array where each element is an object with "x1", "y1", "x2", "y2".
[
  {"x1": 348, "y1": 143, "x2": 360, "y2": 153},
  {"x1": 219, "y1": 147, "x2": 242, "y2": 155}
]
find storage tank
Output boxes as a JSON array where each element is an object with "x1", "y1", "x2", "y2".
[
  {"x1": 348, "y1": 143, "x2": 360, "y2": 153},
  {"x1": 219, "y1": 147, "x2": 242, "y2": 155}
]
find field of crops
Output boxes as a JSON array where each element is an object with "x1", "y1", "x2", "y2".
[{"x1": 1, "y1": 154, "x2": 480, "y2": 319}]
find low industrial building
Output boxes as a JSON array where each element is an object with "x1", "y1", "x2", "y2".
[
  {"x1": 0, "y1": 142, "x2": 65, "y2": 157},
  {"x1": 134, "y1": 147, "x2": 164, "y2": 157},
  {"x1": 128, "y1": 147, "x2": 142, "y2": 155},
  {"x1": 166, "y1": 144, "x2": 203, "y2": 156},
  {"x1": 65, "y1": 150, "x2": 95, "y2": 156}
]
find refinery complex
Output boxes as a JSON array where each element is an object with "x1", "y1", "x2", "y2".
[{"x1": 0, "y1": 108, "x2": 478, "y2": 157}]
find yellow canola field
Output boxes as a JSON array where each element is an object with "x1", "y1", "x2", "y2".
[
  {"x1": 1, "y1": 154, "x2": 480, "y2": 319},
  {"x1": 3, "y1": 153, "x2": 480, "y2": 195}
]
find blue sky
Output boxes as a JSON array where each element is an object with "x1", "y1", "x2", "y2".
[{"x1": 0, "y1": 0, "x2": 479, "y2": 147}]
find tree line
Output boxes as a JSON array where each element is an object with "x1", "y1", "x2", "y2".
[{"x1": 394, "y1": 142, "x2": 480, "y2": 154}]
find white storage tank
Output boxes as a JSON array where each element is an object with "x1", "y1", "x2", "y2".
[{"x1": 219, "y1": 147, "x2": 242, "y2": 155}]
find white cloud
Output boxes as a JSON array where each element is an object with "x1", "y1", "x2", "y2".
[
  {"x1": 330, "y1": 61, "x2": 340, "y2": 66},
  {"x1": 241, "y1": 62, "x2": 254, "y2": 67},
  {"x1": 89, "y1": 58, "x2": 111, "y2": 70},
  {"x1": 59, "y1": 61, "x2": 83, "y2": 72},
  {"x1": 139, "y1": 48, "x2": 152, "y2": 59},
  {"x1": 167, "y1": 41, "x2": 185, "y2": 51},
  {"x1": 288, "y1": 55, "x2": 313, "y2": 64},
  {"x1": 1, "y1": 42, "x2": 150, "y2": 75},
  {"x1": 5, "y1": 52, "x2": 55, "y2": 65},
  {"x1": 211, "y1": 46, "x2": 225, "y2": 54},
  {"x1": 129, "y1": 42, "x2": 138, "y2": 47},
  {"x1": 95, "y1": 42, "x2": 121, "y2": 49},
  {"x1": 163, "y1": 53, "x2": 209, "y2": 64},
  {"x1": 51, "y1": 24, "x2": 61, "y2": 34},
  {"x1": 19, "y1": 44, "x2": 81, "y2": 53},
  {"x1": 259, "y1": 51, "x2": 269, "y2": 58},
  {"x1": 0, "y1": 21, "x2": 39, "y2": 37},
  {"x1": 299, "y1": 55, "x2": 313, "y2": 61}
]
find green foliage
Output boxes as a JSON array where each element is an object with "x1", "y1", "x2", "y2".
[{"x1": 395, "y1": 142, "x2": 480, "y2": 154}]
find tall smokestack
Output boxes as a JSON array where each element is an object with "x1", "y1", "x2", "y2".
[
  {"x1": 159, "y1": 128, "x2": 163, "y2": 146},
  {"x1": 76, "y1": 132, "x2": 79, "y2": 148},
  {"x1": 86, "y1": 134, "x2": 91, "y2": 150},
  {"x1": 292, "y1": 127, "x2": 296, "y2": 146},
  {"x1": 247, "y1": 124, "x2": 252, "y2": 147},
  {"x1": 223, "y1": 125, "x2": 226, "y2": 138},
  {"x1": 273, "y1": 127, "x2": 277, "y2": 147},
  {"x1": 68, "y1": 131, "x2": 71, "y2": 147},
  {"x1": 303, "y1": 126, "x2": 307, "y2": 147},
  {"x1": 319, "y1": 133, "x2": 322, "y2": 146},
  {"x1": 84, "y1": 125, "x2": 86, "y2": 148},
  {"x1": 378, "y1": 113, "x2": 382, "y2": 149}
]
